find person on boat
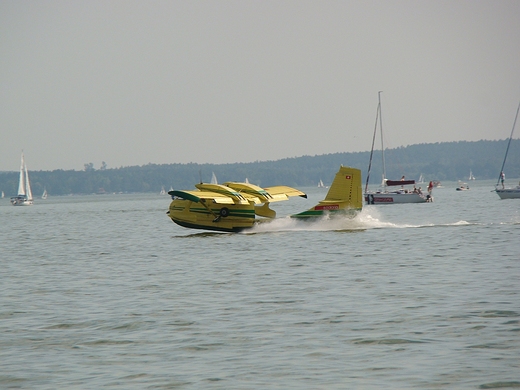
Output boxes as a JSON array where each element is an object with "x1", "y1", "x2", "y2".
[
  {"x1": 500, "y1": 171, "x2": 505, "y2": 189},
  {"x1": 428, "y1": 181, "x2": 433, "y2": 194},
  {"x1": 400, "y1": 175, "x2": 405, "y2": 181}
]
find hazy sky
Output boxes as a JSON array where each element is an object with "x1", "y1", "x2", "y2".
[{"x1": 1, "y1": 1, "x2": 520, "y2": 171}]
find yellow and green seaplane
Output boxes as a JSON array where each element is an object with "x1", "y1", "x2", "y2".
[{"x1": 167, "y1": 165, "x2": 362, "y2": 232}]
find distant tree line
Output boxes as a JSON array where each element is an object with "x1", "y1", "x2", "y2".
[{"x1": 1, "y1": 140, "x2": 518, "y2": 197}]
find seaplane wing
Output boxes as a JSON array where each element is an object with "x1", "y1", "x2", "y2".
[
  {"x1": 222, "y1": 182, "x2": 307, "y2": 203},
  {"x1": 222, "y1": 182, "x2": 273, "y2": 204},
  {"x1": 194, "y1": 183, "x2": 251, "y2": 203},
  {"x1": 169, "y1": 190, "x2": 237, "y2": 205},
  {"x1": 262, "y1": 186, "x2": 308, "y2": 202}
]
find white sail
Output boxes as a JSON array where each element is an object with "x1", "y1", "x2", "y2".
[
  {"x1": 211, "y1": 172, "x2": 218, "y2": 184},
  {"x1": 25, "y1": 161, "x2": 33, "y2": 201},
  {"x1": 42, "y1": 188, "x2": 48, "y2": 199},
  {"x1": 17, "y1": 154, "x2": 26, "y2": 196}
]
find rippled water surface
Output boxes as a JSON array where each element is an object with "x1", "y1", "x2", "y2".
[{"x1": 1, "y1": 180, "x2": 519, "y2": 389}]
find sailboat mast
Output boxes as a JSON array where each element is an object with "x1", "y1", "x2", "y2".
[
  {"x1": 364, "y1": 95, "x2": 380, "y2": 194},
  {"x1": 379, "y1": 91, "x2": 386, "y2": 186},
  {"x1": 496, "y1": 100, "x2": 520, "y2": 187}
]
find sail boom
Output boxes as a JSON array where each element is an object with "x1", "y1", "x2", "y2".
[{"x1": 386, "y1": 180, "x2": 416, "y2": 186}]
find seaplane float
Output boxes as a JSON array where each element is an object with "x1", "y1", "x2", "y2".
[{"x1": 166, "y1": 165, "x2": 363, "y2": 232}]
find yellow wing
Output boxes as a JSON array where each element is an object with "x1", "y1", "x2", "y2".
[
  {"x1": 223, "y1": 182, "x2": 273, "y2": 204},
  {"x1": 223, "y1": 182, "x2": 307, "y2": 203},
  {"x1": 169, "y1": 190, "x2": 243, "y2": 205},
  {"x1": 262, "y1": 185, "x2": 307, "y2": 202}
]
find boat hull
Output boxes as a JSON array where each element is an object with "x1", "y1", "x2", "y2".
[
  {"x1": 365, "y1": 192, "x2": 429, "y2": 204},
  {"x1": 495, "y1": 189, "x2": 520, "y2": 199},
  {"x1": 10, "y1": 196, "x2": 33, "y2": 206}
]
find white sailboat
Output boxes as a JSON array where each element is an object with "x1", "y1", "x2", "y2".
[
  {"x1": 10, "y1": 152, "x2": 34, "y2": 206},
  {"x1": 211, "y1": 172, "x2": 218, "y2": 184},
  {"x1": 468, "y1": 170, "x2": 475, "y2": 180},
  {"x1": 364, "y1": 92, "x2": 431, "y2": 204},
  {"x1": 41, "y1": 188, "x2": 48, "y2": 199},
  {"x1": 495, "y1": 100, "x2": 520, "y2": 199},
  {"x1": 418, "y1": 174, "x2": 424, "y2": 184},
  {"x1": 317, "y1": 179, "x2": 325, "y2": 188}
]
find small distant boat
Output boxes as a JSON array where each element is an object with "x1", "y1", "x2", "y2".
[
  {"x1": 418, "y1": 174, "x2": 424, "y2": 184},
  {"x1": 11, "y1": 152, "x2": 34, "y2": 206},
  {"x1": 364, "y1": 92, "x2": 431, "y2": 204},
  {"x1": 160, "y1": 186, "x2": 166, "y2": 195},
  {"x1": 432, "y1": 180, "x2": 442, "y2": 188},
  {"x1": 211, "y1": 172, "x2": 218, "y2": 185},
  {"x1": 468, "y1": 170, "x2": 475, "y2": 180},
  {"x1": 495, "y1": 100, "x2": 520, "y2": 199},
  {"x1": 41, "y1": 188, "x2": 48, "y2": 199},
  {"x1": 1, "y1": 191, "x2": 4, "y2": 199},
  {"x1": 456, "y1": 181, "x2": 470, "y2": 191}
]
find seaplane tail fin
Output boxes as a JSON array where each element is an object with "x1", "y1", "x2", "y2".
[
  {"x1": 291, "y1": 166, "x2": 363, "y2": 218},
  {"x1": 324, "y1": 166, "x2": 362, "y2": 206}
]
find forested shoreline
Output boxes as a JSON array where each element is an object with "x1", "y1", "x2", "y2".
[{"x1": 1, "y1": 139, "x2": 518, "y2": 196}]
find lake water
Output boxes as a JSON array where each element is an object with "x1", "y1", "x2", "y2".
[{"x1": 1, "y1": 179, "x2": 519, "y2": 389}]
